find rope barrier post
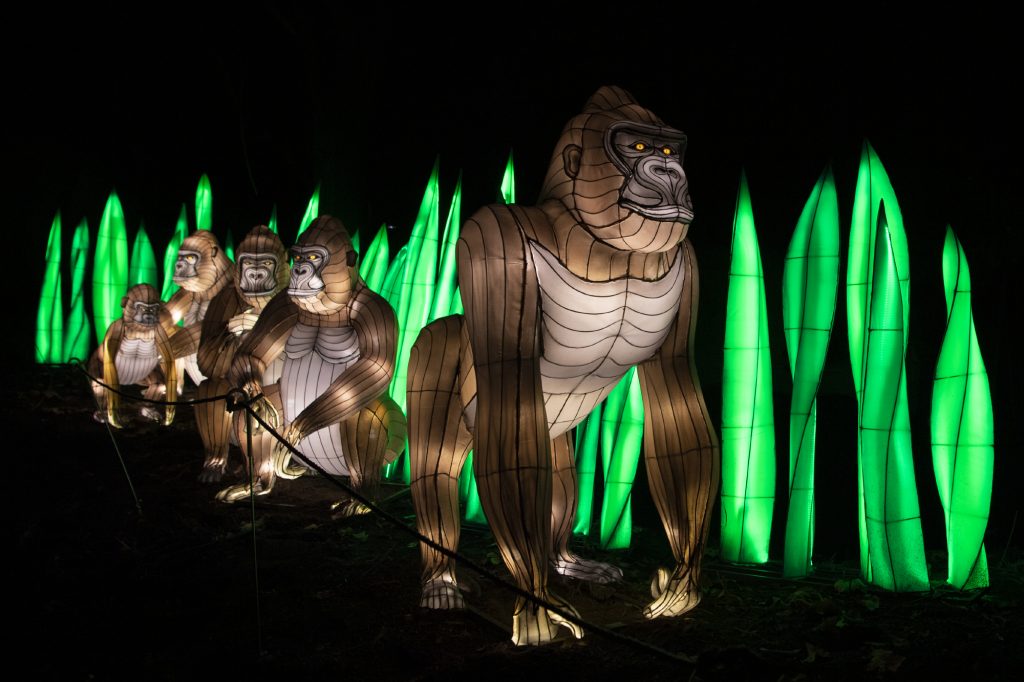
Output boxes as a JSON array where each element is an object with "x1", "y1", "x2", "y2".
[{"x1": 245, "y1": 405, "x2": 266, "y2": 658}]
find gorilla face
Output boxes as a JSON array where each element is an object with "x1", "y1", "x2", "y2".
[
  {"x1": 288, "y1": 246, "x2": 330, "y2": 298},
  {"x1": 606, "y1": 121, "x2": 693, "y2": 223},
  {"x1": 285, "y1": 216, "x2": 356, "y2": 315},
  {"x1": 132, "y1": 301, "x2": 161, "y2": 326},
  {"x1": 238, "y1": 253, "x2": 281, "y2": 295}
]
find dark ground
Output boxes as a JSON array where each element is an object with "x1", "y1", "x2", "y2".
[{"x1": 12, "y1": 364, "x2": 1023, "y2": 681}]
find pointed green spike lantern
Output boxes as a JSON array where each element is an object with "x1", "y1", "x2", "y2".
[
  {"x1": 430, "y1": 171, "x2": 462, "y2": 322},
  {"x1": 931, "y1": 226, "x2": 994, "y2": 590},
  {"x1": 224, "y1": 228, "x2": 235, "y2": 262},
  {"x1": 359, "y1": 224, "x2": 391, "y2": 293},
  {"x1": 597, "y1": 367, "x2": 645, "y2": 549},
  {"x1": 161, "y1": 204, "x2": 189, "y2": 301},
  {"x1": 195, "y1": 173, "x2": 213, "y2": 231},
  {"x1": 500, "y1": 150, "x2": 515, "y2": 204},
  {"x1": 63, "y1": 218, "x2": 92, "y2": 362},
  {"x1": 572, "y1": 403, "x2": 603, "y2": 535},
  {"x1": 35, "y1": 211, "x2": 63, "y2": 363},
  {"x1": 350, "y1": 230, "x2": 360, "y2": 255},
  {"x1": 295, "y1": 183, "x2": 321, "y2": 240},
  {"x1": 268, "y1": 205, "x2": 279, "y2": 235},
  {"x1": 92, "y1": 191, "x2": 129, "y2": 345},
  {"x1": 720, "y1": 171, "x2": 775, "y2": 565},
  {"x1": 128, "y1": 222, "x2": 159, "y2": 287},
  {"x1": 781, "y1": 168, "x2": 840, "y2": 577}
]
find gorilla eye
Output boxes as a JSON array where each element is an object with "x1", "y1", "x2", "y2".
[
  {"x1": 262, "y1": 260, "x2": 273, "y2": 267},
  {"x1": 661, "y1": 146, "x2": 674, "y2": 155},
  {"x1": 186, "y1": 255, "x2": 197, "y2": 263},
  {"x1": 632, "y1": 142, "x2": 647, "y2": 151},
  {"x1": 308, "y1": 254, "x2": 319, "y2": 261}
]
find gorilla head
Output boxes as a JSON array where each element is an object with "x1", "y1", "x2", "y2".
[
  {"x1": 173, "y1": 230, "x2": 234, "y2": 294},
  {"x1": 235, "y1": 225, "x2": 290, "y2": 304},
  {"x1": 287, "y1": 215, "x2": 358, "y2": 315},
  {"x1": 539, "y1": 86, "x2": 693, "y2": 253}
]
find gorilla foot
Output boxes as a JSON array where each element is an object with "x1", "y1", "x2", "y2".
[
  {"x1": 92, "y1": 410, "x2": 108, "y2": 424},
  {"x1": 643, "y1": 565, "x2": 701, "y2": 620},
  {"x1": 330, "y1": 498, "x2": 371, "y2": 520},
  {"x1": 419, "y1": 576, "x2": 465, "y2": 610},
  {"x1": 552, "y1": 552, "x2": 623, "y2": 584},
  {"x1": 139, "y1": 406, "x2": 163, "y2": 423},
  {"x1": 216, "y1": 481, "x2": 269, "y2": 503},
  {"x1": 198, "y1": 458, "x2": 227, "y2": 483},
  {"x1": 511, "y1": 594, "x2": 584, "y2": 646}
]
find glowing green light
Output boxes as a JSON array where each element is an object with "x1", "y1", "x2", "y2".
[
  {"x1": 598, "y1": 367, "x2": 644, "y2": 549},
  {"x1": 295, "y1": 183, "x2": 321, "y2": 240},
  {"x1": 359, "y1": 224, "x2": 391, "y2": 293},
  {"x1": 224, "y1": 228, "x2": 235, "y2": 262},
  {"x1": 92, "y1": 191, "x2": 129, "y2": 344},
  {"x1": 268, "y1": 205, "x2": 279, "y2": 235},
  {"x1": 500, "y1": 150, "x2": 515, "y2": 204},
  {"x1": 379, "y1": 243, "x2": 409, "y2": 481},
  {"x1": 430, "y1": 171, "x2": 462, "y2": 322},
  {"x1": 63, "y1": 218, "x2": 92, "y2": 363},
  {"x1": 858, "y1": 209, "x2": 928, "y2": 591},
  {"x1": 931, "y1": 226, "x2": 993, "y2": 590},
  {"x1": 720, "y1": 171, "x2": 775, "y2": 565},
  {"x1": 781, "y1": 168, "x2": 840, "y2": 578},
  {"x1": 35, "y1": 211, "x2": 63, "y2": 363},
  {"x1": 460, "y1": 451, "x2": 487, "y2": 525},
  {"x1": 572, "y1": 403, "x2": 602, "y2": 535},
  {"x1": 128, "y1": 223, "x2": 159, "y2": 287},
  {"x1": 350, "y1": 230, "x2": 360, "y2": 255},
  {"x1": 195, "y1": 173, "x2": 213, "y2": 231},
  {"x1": 161, "y1": 204, "x2": 189, "y2": 301}
]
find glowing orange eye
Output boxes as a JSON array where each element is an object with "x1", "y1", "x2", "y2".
[
  {"x1": 186, "y1": 255, "x2": 197, "y2": 263},
  {"x1": 662, "y1": 146, "x2": 673, "y2": 155},
  {"x1": 308, "y1": 254, "x2": 318, "y2": 261},
  {"x1": 633, "y1": 142, "x2": 646, "y2": 151}
]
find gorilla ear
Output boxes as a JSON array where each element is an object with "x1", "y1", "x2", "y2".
[
  {"x1": 562, "y1": 144, "x2": 582, "y2": 179},
  {"x1": 346, "y1": 250, "x2": 358, "y2": 267},
  {"x1": 211, "y1": 246, "x2": 219, "y2": 259},
  {"x1": 121, "y1": 296, "x2": 129, "y2": 309}
]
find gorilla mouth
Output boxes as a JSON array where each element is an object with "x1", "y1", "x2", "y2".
[
  {"x1": 287, "y1": 286, "x2": 323, "y2": 298},
  {"x1": 621, "y1": 201, "x2": 694, "y2": 223}
]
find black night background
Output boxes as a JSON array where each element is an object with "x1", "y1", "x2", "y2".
[{"x1": 4, "y1": 5, "x2": 1022, "y2": 680}]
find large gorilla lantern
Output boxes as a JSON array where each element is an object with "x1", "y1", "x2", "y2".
[
  {"x1": 225, "y1": 216, "x2": 406, "y2": 513},
  {"x1": 408, "y1": 86, "x2": 720, "y2": 645}
]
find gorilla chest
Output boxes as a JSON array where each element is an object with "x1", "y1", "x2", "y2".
[
  {"x1": 529, "y1": 241, "x2": 684, "y2": 436},
  {"x1": 280, "y1": 323, "x2": 361, "y2": 421},
  {"x1": 115, "y1": 337, "x2": 160, "y2": 385},
  {"x1": 185, "y1": 298, "x2": 210, "y2": 326}
]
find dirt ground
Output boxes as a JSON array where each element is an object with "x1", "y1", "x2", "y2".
[{"x1": 12, "y1": 364, "x2": 1023, "y2": 681}]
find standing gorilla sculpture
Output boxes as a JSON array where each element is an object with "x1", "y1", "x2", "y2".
[
  {"x1": 88, "y1": 283, "x2": 178, "y2": 427},
  {"x1": 224, "y1": 215, "x2": 406, "y2": 514},
  {"x1": 167, "y1": 230, "x2": 235, "y2": 386},
  {"x1": 194, "y1": 225, "x2": 290, "y2": 482},
  {"x1": 408, "y1": 86, "x2": 720, "y2": 645}
]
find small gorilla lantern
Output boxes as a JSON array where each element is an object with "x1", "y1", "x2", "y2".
[
  {"x1": 193, "y1": 225, "x2": 290, "y2": 482},
  {"x1": 408, "y1": 86, "x2": 720, "y2": 645},
  {"x1": 88, "y1": 283, "x2": 178, "y2": 427},
  {"x1": 167, "y1": 230, "x2": 235, "y2": 385},
  {"x1": 225, "y1": 215, "x2": 406, "y2": 513}
]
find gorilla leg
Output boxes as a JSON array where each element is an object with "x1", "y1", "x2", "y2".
[
  {"x1": 195, "y1": 378, "x2": 231, "y2": 482},
  {"x1": 550, "y1": 433, "x2": 623, "y2": 584},
  {"x1": 333, "y1": 394, "x2": 408, "y2": 519},
  {"x1": 139, "y1": 370, "x2": 168, "y2": 422},
  {"x1": 408, "y1": 317, "x2": 474, "y2": 609},
  {"x1": 217, "y1": 384, "x2": 282, "y2": 503},
  {"x1": 87, "y1": 348, "x2": 110, "y2": 423}
]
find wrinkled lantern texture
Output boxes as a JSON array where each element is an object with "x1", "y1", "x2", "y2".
[
  {"x1": 931, "y1": 227, "x2": 994, "y2": 590},
  {"x1": 224, "y1": 215, "x2": 407, "y2": 513},
  {"x1": 407, "y1": 86, "x2": 720, "y2": 646}
]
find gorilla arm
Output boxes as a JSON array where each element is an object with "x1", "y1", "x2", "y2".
[
  {"x1": 229, "y1": 290, "x2": 298, "y2": 426},
  {"x1": 282, "y1": 286, "x2": 397, "y2": 444},
  {"x1": 635, "y1": 239, "x2": 721, "y2": 619},
  {"x1": 196, "y1": 288, "x2": 246, "y2": 380}
]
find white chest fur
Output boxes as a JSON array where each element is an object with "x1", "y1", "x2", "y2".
[
  {"x1": 530, "y1": 241, "x2": 684, "y2": 438},
  {"x1": 280, "y1": 323, "x2": 361, "y2": 475},
  {"x1": 115, "y1": 337, "x2": 160, "y2": 386}
]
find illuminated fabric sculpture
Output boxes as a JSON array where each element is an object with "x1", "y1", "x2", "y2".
[
  {"x1": 192, "y1": 225, "x2": 290, "y2": 483},
  {"x1": 720, "y1": 172, "x2": 775, "y2": 565},
  {"x1": 847, "y1": 142, "x2": 928, "y2": 591},
  {"x1": 36, "y1": 212, "x2": 63, "y2": 363},
  {"x1": 128, "y1": 223, "x2": 159, "y2": 288},
  {"x1": 408, "y1": 86, "x2": 720, "y2": 645},
  {"x1": 781, "y1": 168, "x2": 840, "y2": 577},
  {"x1": 225, "y1": 215, "x2": 406, "y2": 512},
  {"x1": 931, "y1": 226, "x2": 994, "y2": 589},
  {"x1": 87, "y1": 283, "x2": 178, "y2": 426},
  {"x1": 63, "y1": 218, "x2": 93, "y2": 363},
  {"x1": 195, "y1": 174, "x2": 213, "y2": 231},
  {"x1": 166, "y1": 230, "x2": 235, "y2": 386},
  {"x1": 161, "y1": 205, "x2": 190, "y2": 301},
  {"x1": 294, "y1": 184, "x2": 321, "y2": 240},
  {"x1": 92, "y1": 191, "x2": 129, "y2": 345}
]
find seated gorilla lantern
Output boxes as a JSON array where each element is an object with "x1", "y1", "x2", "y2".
[
  {"x1": 408, "y1": 86, "x2": 720, "y2": 645},
  {"x1": 224, "y1": 215, "x2": 406, "y2": 513}
]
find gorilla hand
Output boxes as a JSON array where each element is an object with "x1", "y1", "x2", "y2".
[
  {"x1": 271, "y1": 422, "x2": 310, "y2": 480},
  {"x1": 226, "y1": 309, "x2": 261, "y2": 336}
]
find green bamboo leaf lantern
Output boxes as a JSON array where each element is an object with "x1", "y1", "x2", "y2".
[
  {"x1": 161, "y1": 204, "x2": 189, "y2": 301},
  {"x1": 63, "y1": 218, "x2": 92, "y2": 362},
  {"x1": 500, "y1": 149, "x2": 515, "y2": 204},
  {"x1": 720, "y1": 171, "x2": 775, "y2": 565},
  {"x1": 572, "y1": 403, "x2": 603, "y2": 535},
  {"x1": 295, "y1": 183, "x2": 321, "y2": 241},
  {"x1": 380, "y1": 244, "x2": 409, "y2": 480},
  {"x1": 92, "y1": 191, "x2": 129, "y2": 344},
  {"x1": 128, "y1": 222, "x2": 159, "y2": 287},
  {"x1": 931, "y1": 226, "x2": 994, "y2": 590},
  {"x1": 598, "y1": 367, "x2": 645, "y2": 549},
  {"x1": 359, "y1": 224, "x2": 391, "y2": 293},
  {"x1": 858, "y1": 206, "x2": 928, "y2": 591},
  {"x1": 460, "y1": 452, "x2": 487, "y2": 525},
  {"x1": 847, "y1": 141, "x2": 926, "y2": 590},
  {"x1": 224, "y1": 228, "x2": 235, "y2": 262},
  {"x1": 350, "y1": 229, "x2": 360, "y2": 255},
  {"x1": 430, "y1": 171, "x2": 462, "y2": 322},
  {"x1": 268, "y1": 205, "x2": 279, "y2": 235},
  {"x1": 781, "y1": 168, "x2": 840, "y2": 577},
  {"x1": 35, "y1": 211, "x2": 63, "y2": 363},
  {"x1": 195, "y1": 173, "x2": 213, "y2": 231}
]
